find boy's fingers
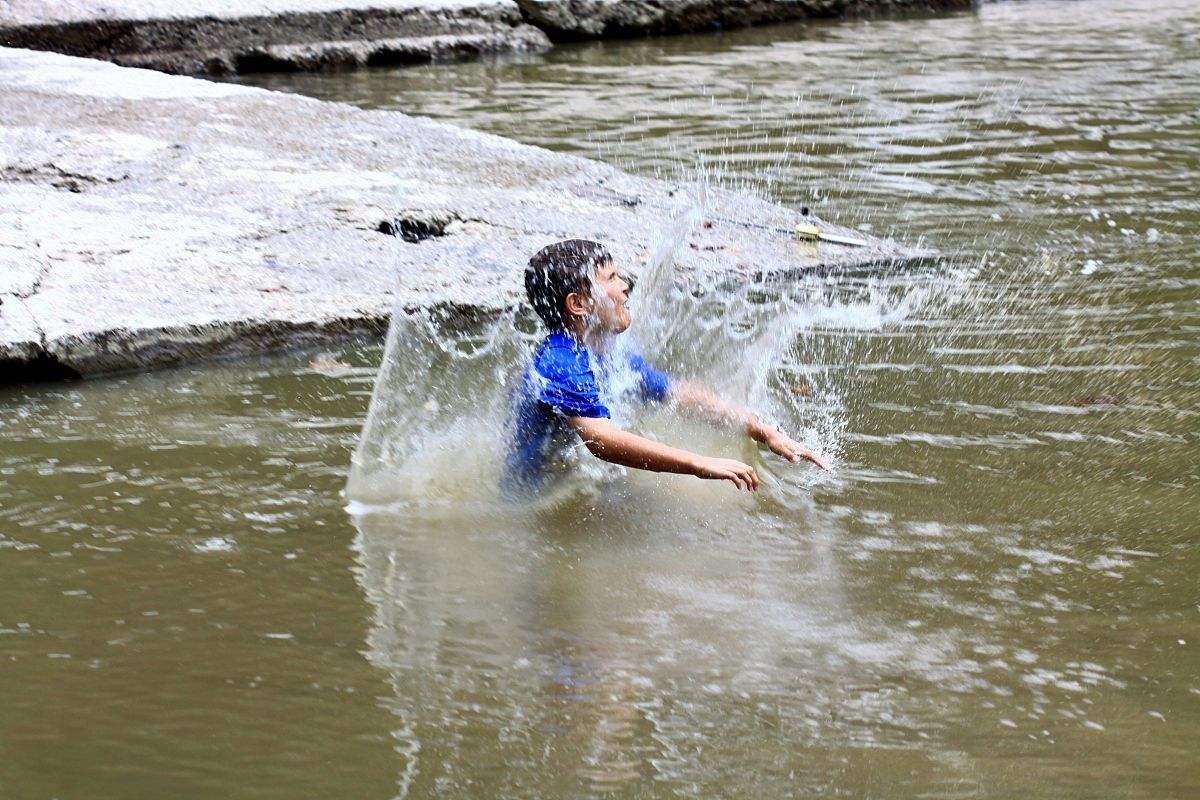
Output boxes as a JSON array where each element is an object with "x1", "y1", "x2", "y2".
[
  {"x1": 770, "y1": 437, "x2": 808, "y2": 466},
  {"x1": 744, "y1": 466, "x2": 759, "y2": 491},
  {"x1": 716, "y1": 462, "x2": 760, "y2": 491},
  {"x1": 778, "y1": 441, "x2": 830, "y2": 471}
]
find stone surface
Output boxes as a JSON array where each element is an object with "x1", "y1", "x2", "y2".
[
  {"x1": 0, "y1": 47, "x2": 926, "y2": 383},
  {"x1": 0, "y1": 0, "x2": 977, "y2": 76},
  {"x1": 510, "y1": 0, "x2": 975, "y2": 40},
  {"x1": 0, "y1": 0, "x2": 550, "y2": 75}
]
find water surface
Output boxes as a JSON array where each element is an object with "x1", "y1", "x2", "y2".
[{"x1": 4, "y1": 1, "x2": 1199, "y2": 797}]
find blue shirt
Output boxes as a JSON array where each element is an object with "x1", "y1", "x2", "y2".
[{"x1": 503, "y1": 331, "x2": 671, "y2": 496}]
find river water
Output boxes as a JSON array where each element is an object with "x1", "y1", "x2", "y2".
[{"x1": 4, "y1": 0, "x2": 1198, "y2": 797}]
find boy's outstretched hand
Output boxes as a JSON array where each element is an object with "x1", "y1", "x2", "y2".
[
  {"x1": 750, "y1": 424, "x2": 831, "y2": 471},
  {"x1": 669, "y1": 381, "x2": 830, "y2": 472},
  {"x1": 569, "y1": 417, "x2": 765, "y2": 491},
  {"x1": 692, "y1": 456, "x2": 761, "y2": 492},
  {"x1": 569, "y1": 413, "x2": 827, "y2": 496}
]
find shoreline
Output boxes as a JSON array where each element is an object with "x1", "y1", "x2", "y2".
[{"x1": 0, "y1": 0, "x2": 975, "y2": 76}]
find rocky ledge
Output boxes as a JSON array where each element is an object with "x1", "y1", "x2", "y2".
[
  {"x1": 0, "y1": 47, "x2": 923, "y2": 384},
  {"x1": 0, "y1": 0, "x2": 974, "y2": 76},
  {"x1": 517, "y1": 0, "x2": 974, "y2": 41},
  {"x1": 0, "y1": 1, "x2": 551, "y2": 75}
]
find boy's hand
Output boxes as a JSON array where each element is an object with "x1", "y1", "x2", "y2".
[
  {"x1": 750, "y1": 423, "x2": 830, "y2": 471},
  {"x1": 692, "y1": 456, "x2": 761, "y2": 492},
  {"x1": 570, "y1": 417, "x2": 763, "y2": 490}
]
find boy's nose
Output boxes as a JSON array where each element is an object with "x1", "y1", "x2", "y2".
[{"x1": 618, "y1": 271, "x2": 636, "y2": 295}]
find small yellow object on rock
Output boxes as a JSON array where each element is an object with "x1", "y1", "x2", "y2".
[{"x1": 794, "y1": 223, "x2": 822, "y2": 241}]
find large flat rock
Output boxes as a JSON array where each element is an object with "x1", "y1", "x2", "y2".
[
  {"x1": 0, "y1": 0, "x2": 550, "y2": 75},
  {"x1": 0, "y1": 47, "x2": 922, "y2": 383}
]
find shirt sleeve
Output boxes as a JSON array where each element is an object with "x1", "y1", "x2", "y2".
[
  {"x1": 535, "y1": 348, "x2": 610, "y2": 419},
  {"x1": 628, "y1": 353, "x2": 672, "y2": 403}
]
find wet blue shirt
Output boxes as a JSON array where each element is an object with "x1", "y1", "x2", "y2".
[{"x1": 503, "y1": 331, "x2": 671, "y2": 496}]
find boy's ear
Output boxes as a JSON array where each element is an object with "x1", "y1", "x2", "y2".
[{"x1": 564, "y1": 290, "x2": 589, "y2": 319}]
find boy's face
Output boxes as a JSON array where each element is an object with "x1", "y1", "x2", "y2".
[{"x1": 589, "y1": 258, "x2": 632, "y2": 334}]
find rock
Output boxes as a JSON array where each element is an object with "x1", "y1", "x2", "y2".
[
  {"x1": 0, "y1": 0, "x2": 550, "y2": 76},
  {"x1": 0, "y1": 47, "x2": 926, "y2": 385},
  {"x1": 1, "y1": 0, "x2": 975, "y2": 76},
  {"x1": 515, "y1": 0, "x2": 973, "y2": 41},
  {"x1": 0, "y1": 296, "x2": 45, "y2": 365}
]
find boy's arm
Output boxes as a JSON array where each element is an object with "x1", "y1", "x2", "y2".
[
  {"x1": 568, "y1": 416, "x2": 761, "y2": 492},
  {"x1": 668, "y1": 380, "x2": 830, "y2": 470}
]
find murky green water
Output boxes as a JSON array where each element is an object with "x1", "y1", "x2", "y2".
[{"x1": 5, "y1": 0, "x2": 1199, "y2": 797}]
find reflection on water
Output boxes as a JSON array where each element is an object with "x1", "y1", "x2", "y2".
[
  {"x1": 351, "y1": 499, "x2": 921, "y2": 797},
  {"x1": 349, "y1": 437, "x2": 1190, "y2": 797},
  {"x1": 3, "y1": 0, "x2": 1198, "y2": 797}
]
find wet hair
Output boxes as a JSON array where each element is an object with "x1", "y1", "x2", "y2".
[{"x1": 524, "y1": 239, "x2": 612, "y2": 330}]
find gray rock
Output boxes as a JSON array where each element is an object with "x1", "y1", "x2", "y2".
[
  {"x1": 0, "y1": 0, "x2": 976, "y2": 76},
  {"x1": 0, "y1": 0, "x2": 550, "y2": 76},
  {"x1": 516, "y1": 0, "x2": 974, "y2": 40},
  {"x1": 0, "y1": 47, "x2": 927, "y2": 385}
]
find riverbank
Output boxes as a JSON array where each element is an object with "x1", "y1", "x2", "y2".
[
  {"x1": 0, "y1": 47, "x2": 920, "y2": 384},
  {"x1": 0, "y1": 0, "x2": 973, "y2": 76}
]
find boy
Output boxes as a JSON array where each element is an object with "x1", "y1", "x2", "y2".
[{"x1": 503, "y1": 239, "x2": 828, "y2": 496}]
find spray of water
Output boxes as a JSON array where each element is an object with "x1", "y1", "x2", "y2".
[{"x1": 345, "y1": 168, "x2": 962, "y2": 511}]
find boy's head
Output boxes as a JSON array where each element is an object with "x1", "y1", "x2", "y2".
[{"x1": 525, "y1": 239, "x2": 632, "y2": 334}]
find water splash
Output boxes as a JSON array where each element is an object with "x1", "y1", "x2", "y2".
[{"x1": 346, "y1": 172, "x2": 951, "y2": 510}]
